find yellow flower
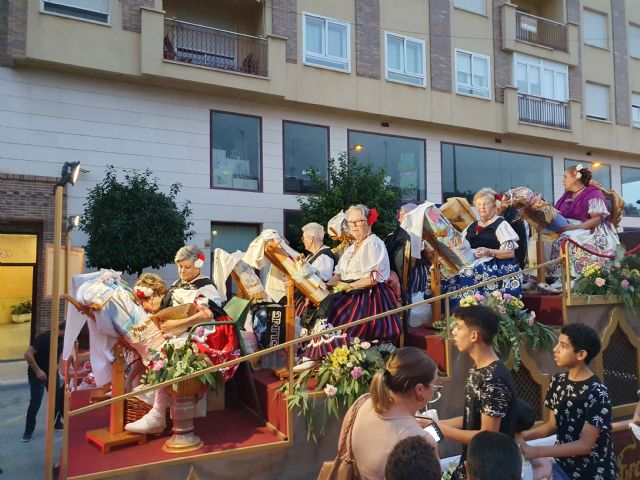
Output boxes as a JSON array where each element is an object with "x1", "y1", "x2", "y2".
[
  {"x1": 582, "y1": 264, "x2": 602, "y2": 278},
  {"x1": 460, "y1": 296, "x2": 478, "y2": 307}
]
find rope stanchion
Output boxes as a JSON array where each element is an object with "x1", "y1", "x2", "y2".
[
  {"x1": 560, "y1": 237, "x2": 616, "y2": 259},
  {"x1": 624, "y1": 244, "x2": 640, "y2": 256}
]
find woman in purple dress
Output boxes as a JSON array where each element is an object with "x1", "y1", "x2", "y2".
[{"x1": 546, "y1": 164, "x2": 619, "y2": 287}]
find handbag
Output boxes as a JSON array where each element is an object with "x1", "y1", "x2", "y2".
[{"x1": 317, "y1": 393, "x2": 370, "y2": 480}]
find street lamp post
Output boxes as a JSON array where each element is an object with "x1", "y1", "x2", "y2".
[{"x1": 44, "y1": 162, "x2": 80, "y2": 480}]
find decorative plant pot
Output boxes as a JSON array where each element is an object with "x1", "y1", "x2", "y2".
[
  {"x1": 162, "y1": 377, "x2": 204, "y2": 453},
  {"x1": 11, "y1": 313, "x2": 31, "y2": 324}
]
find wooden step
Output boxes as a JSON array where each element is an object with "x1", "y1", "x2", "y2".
[{"x1": 522, "y1": 294, "x2": 563, "y2": 326}]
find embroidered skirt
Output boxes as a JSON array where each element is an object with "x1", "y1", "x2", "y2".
[
  {"x1": 443, "y1": 259, "x2": 522, "y2": 310},
  {"x1": 300, "y1": 283, "x2": 401, "y2": 359}
]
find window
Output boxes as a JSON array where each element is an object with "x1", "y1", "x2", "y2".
[
  {"x1": 283, "y1": 121, "x2": 329, "y2": 194},
  {"x1": 211, "y1": 222, "x2": 261, "y2": 295},
  {"x1": 633, "y1": 93, "x2": 640, "y2": 128},
  {"x1": 564, "y1": 159, "x2": 611, "y2": 189},
  {"x1": 629, "y1": 24, "x2": 640, "y2": 59},
  {"x1": 585, "y1": 83, "x2": 610, "y2": 121},
  {"x1": 303, "y1": 13, "x2": 350, "y2": 72},
  {"x1": 211, "y1": 111, "x2": 262, "y2": 191},
  {"x1": 348, "y1": 131, "x2": 426, "y2": 202},
  {"x1": 442, "y1": 143, "x2": 553, "y2": 203},
  {"x1": 455, "y1": 50, "x2": 491, "y2": 99},
  {"x1": 514, "y1": 54, "x2": 568, "y2": 101},
  {"x1": 283, "y1": 210, "x2": 304, "y2": 252},
  {"x1": 621, "y1": 166, "x2": 640, "y2": 217},
  {"x1": 453, "y1": 0, "x2": 485, "y2": 15},
  {"x1": 583, "y1": 9, "x2": 608, "y2": 49},
  {"x1": 385, "y1": 33, "x2": 426, "y2": 87},
  {"x1": 42, "y1": 0, "x2": 109, "y2": 23}
]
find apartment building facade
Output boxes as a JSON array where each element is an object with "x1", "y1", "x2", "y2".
[{"x1": 2, "y1": 0, "x2": 640, "y2": 338}]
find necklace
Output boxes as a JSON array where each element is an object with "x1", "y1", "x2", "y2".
[{"x1": 478, "y1": 214, "x2": 496, "y2": 227}]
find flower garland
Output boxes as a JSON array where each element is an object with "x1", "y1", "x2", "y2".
[
  {"x1": 134, "y1": 285, "x2": 153, "y2": 299},
  {"x1": 194, "y1": 252, "x2": 206, "y2": 269},
  {"x1": 574, "y1": 163, "x2": 583, "y2": 179},
  {"x1": 367, "y1": 208, "x2": 378, "y2": 226}
]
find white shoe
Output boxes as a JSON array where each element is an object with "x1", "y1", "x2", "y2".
[
  {"x1": 124, "y1": 409, "x2": 166, "y2": 434},
  {"x1": 292, "y1": 357, "x2": 319, "y2": 373},
  {"x1": 537, "y1": 282, "x2": 560, "y2": 294}
]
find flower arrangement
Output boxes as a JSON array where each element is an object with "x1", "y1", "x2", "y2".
[
  {"x1": 573, "y1": 255, "x2": 640, "y2": 312},
  {"x1": 141, "y1": 338, "x2": 221, "y2": 393},
  {"x1": 278, "y1": 339, "x2": 396, "y2": 442},
  {"x1": 434, "y1": 291, "x2": 556, "y2": 370},
  {"x1": 10, "y1": 299, "x2": 32, "y2": 315}
]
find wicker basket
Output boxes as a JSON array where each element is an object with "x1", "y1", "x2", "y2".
[
  {"x1": 124, "y1": 396, "x2": 153, "y2": 424},
  {"x1": 168, "y1": 377, "x2": 205, "y2": 398}
]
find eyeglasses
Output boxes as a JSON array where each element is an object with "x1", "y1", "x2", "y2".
[{"x1": 346, "y1": 219, "x2": 367, "y2": 227}]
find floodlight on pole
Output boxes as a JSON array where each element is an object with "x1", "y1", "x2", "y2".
[{"x1": 57, "y1": 161, "x2": 81, "y2": 187}]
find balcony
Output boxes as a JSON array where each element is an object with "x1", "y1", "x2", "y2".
[
  {"x1": 164, "y1": 19, "x2": 268, "y2": 77},
  {"x1": 502, "y1": 4, "x2": 579, "y2": 66},
  {"x1": 515, "y1": 11, "x2": 567, "y2": 52},
  {"x1": 517, "y1": 93, "x2": 569, "y2": 129}
]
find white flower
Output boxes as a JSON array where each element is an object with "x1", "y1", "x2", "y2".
[
  {"x1": 134, "y1": 285, "x2": 154, "y2": 299},
  {"x1": 346, "y1": 362, "x2": 353, "y2": 368},
  {"x1": 323, "y1": 384, "x2": 338, "y2": 397},
  {"x1": 360, "y1": 342, "x2": 371, "y2": 350}
]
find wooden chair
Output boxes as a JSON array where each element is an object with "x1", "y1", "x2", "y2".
[{"x1": 190, "y1": 297, "x2": 264, "y2": 424}]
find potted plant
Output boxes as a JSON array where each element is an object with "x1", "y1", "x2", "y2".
[{"x1": 11, "y1": 300, "x2": 32, "y2": 323}]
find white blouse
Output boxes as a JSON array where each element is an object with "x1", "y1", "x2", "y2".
[
  {"x1": 309, "y1": 246, "x2": 335, "y2": 282},
  {"x1": 336, "y1": 234, "x2": 391, "y2": 282}
]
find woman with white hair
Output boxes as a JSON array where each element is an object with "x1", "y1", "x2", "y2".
[
  {"x1": 301, "y1": 222, "x2": 335, "y2": 282},
  {"x1": 442, "y1": 188, "x2": 522, "y2": 307},
  {"x1": 297, "y1": 205, "x2": 401, "y2": 369}
]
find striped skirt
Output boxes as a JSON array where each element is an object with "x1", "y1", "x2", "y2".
[
  {"x1": 410, "y1": 262, "x2": 431, "y2": 294},
  {"x1": 300, "y1": 283, "x2": 401, "y2": 359}
]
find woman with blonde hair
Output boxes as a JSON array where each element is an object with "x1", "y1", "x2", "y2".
[{"x1": 334, "y1": 347, "x2": 440, "y2": 480}]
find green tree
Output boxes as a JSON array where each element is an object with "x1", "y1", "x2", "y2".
[
  {"x1": 80, "y1": 166, "x2": 194, "y2": 275},
  {"x1": 296, "y1": 153, "x2": 401, "y2": 245}
]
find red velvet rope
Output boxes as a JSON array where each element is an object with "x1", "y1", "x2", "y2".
[
  {"x1": 624, "y1": 243, "x2": 640, "y2": 256},
  {"x1": 560, "y1": 237, "x2": 640, "y2": 258}
]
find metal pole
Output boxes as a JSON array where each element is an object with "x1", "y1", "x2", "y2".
[
  {"x1": 65, "y1": 230, "x2": 71, "y2": 295},
  {"x1": 44, "y1": 184, "x2": 63, "y2": 480}
]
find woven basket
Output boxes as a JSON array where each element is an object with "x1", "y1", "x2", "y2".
[
  {"x1": 168, "y1": 377, "x2": 204, "y2": 398},
  {"x1": 124, "y1": 397, "x2": 153, "y2": 424}
]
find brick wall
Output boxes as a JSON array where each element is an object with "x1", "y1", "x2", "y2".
[
  {"x1": 0, "y1": 174, "x2": 67, "y2": 335},
  {"x1": 0, "y1": 0, "x2": 27, "y2": 67},
  {"x1": 492, "y1": 0, "x2": 511, "y2": 103},
  {"x1": 611, "y1": 0, "x2": 630, "y2": 126},
  {"x1": 429, "y1": 0, "x2": 451, "y2": 93},
  {"x1": 355, "y1": 0, "x2": 380, "y2": 79},
  {"x1": 272, "y1": 0, "x2": 297, "y2": 63},
  {"x1": 122, "y1": 0, "x2": 154, "y2": 33}
]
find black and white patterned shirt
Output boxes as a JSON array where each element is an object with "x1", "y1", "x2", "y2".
[
  {"x1": 453, "y1": 360, "x2": 516, "y2": 480},
  {"x1": 545, "y1": 373, "x2": 617, "y2": 480}
]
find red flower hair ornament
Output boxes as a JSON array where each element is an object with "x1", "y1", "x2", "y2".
[
  {"x1": 194, "y1": 252, "x2": 206, "y2": 268},
  {"x1": 367, "y1": 208, "x2": 378, "y2": 226}
]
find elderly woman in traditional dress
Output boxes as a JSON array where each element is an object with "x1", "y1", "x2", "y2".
[
  {"x1": 296, "y1": 205, "x2": 401, "y2": 370},
  {"x1": 301, "y1": 222, "x2": 336, "y2": 282},
  {"x1": 543, "y1": 164, "x2": 619, "y2": 291},
  {"x1": 443, "y1": 188, "x2": 522, "y2": 307}
]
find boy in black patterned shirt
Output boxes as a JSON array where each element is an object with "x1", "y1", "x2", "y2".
[
  {"x1": 521, "y1": 323, "x2": 616, "y2": 480},
  {"x1": 437, "y1": 306, "x2": 517, "y2": 480}
]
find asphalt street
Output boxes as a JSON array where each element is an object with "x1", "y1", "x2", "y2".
[{"x1": 0, "y1": 382, "x2": 62, "y2": 480}]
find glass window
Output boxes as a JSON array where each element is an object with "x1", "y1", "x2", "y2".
[
  {"x1": 348, "y1": 131, "x2": 426, "y2": 202},
  {"x1": 211, "y1": 111, "x2": 261, "y2": 191},
  {"x1": 621, "y1": 166, "x2": 640, "y2": 217},
  {"x1": 453, "y1": 0, "x2": 485, "y2": 15},
  {"x1": 441, "y1": 143, "x2": 553, "y2": 202},
  {"x1": 632, "y1": 93, "x2": 640, "y2": 128},
  {"x1": 564, "y1": 159, "x2": 611, "y2": 189},
  {"x1": 630, "y1": 24, "x2": 640, "y2": 59},
  {"x1": 43, "y1": 0, "x2": 109, "y2": 23},
  {"x1": 455, "y1": 50, "x2": 491, "y2": 99},
  {"x1": 211, "y1": 222, "x2": 261, "y2": 295},
  {"x1": 583, "y1": 9, "x2": 608, "y2": 49},
  {"x1": 283, "y1": 210, "x2": 304, "y2": 252},
  {"x1": 283, "y1": 121, "x2": 329, "y2": 194},
  {"x1": 303, "y1": 13, "x2": 350, "y2": 72},
  {"x1": 384, "y1": 33, "x2": 426, "y2": 87},
  {"x1": 514, "y1": 54, "x2": 568, "y2": 101},
  {"x1": 585, "y1": 83, "x2": 609, "y2": 121}
]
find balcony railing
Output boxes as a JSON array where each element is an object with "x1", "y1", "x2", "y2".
[
  {"x1": 163, "y1": 18, "x2": 268, "y2": 77},
  {"x1": 518, "y1": 93, "x2": 570, "y2": 129},
  {"x1": 515, "y1": 11, "x2": 568, "y2": 52}
]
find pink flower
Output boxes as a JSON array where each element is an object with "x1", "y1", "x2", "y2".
[
  {"x1": 194, "y1": 326, "x2": 205, "y2": 338},
  {"x1": 351, "y1": 366, "x2": 363, "y2": 379},
  {"x1": 594, "y1": 277, "x2": 606, "y2": 287},
  {"x1": 503, "y1": 293, "x2": 513, "y2": 301},
  {"x1": 360, "y1": 341, "x2": 371, "y2": 350},
  {"x1": 621, "y1": 279, "x2": 630, "y2": 290},
  {"x1": 491, "y1": 290, "x2": 503, "y2": 299},
  {"x1": 474, "y1": 293, "x2": 485, "y2": 302},
  {"x1": 528, "y1": 311, "x2": 536, "y2": 326},
  {"x1": 152, "y1": 359, "x2": 165, "y2": 371},
  {"x1": 323, "y1": 384, "x2": 338, "y2": 397}
]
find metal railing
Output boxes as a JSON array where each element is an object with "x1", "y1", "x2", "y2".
[
  {"x1": 518, "y1": 93, "x2": 570, "y2": 129},
  {"x1": 515, "y1": 10, "x2": 568, "y2": 52},
  {"x1": 163, "y1": 18, "x2": 268, "y2": 77}
]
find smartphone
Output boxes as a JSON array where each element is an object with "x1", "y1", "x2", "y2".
[{"x1": 423, "y1": 422, "x2": 443, "y2": 442}]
